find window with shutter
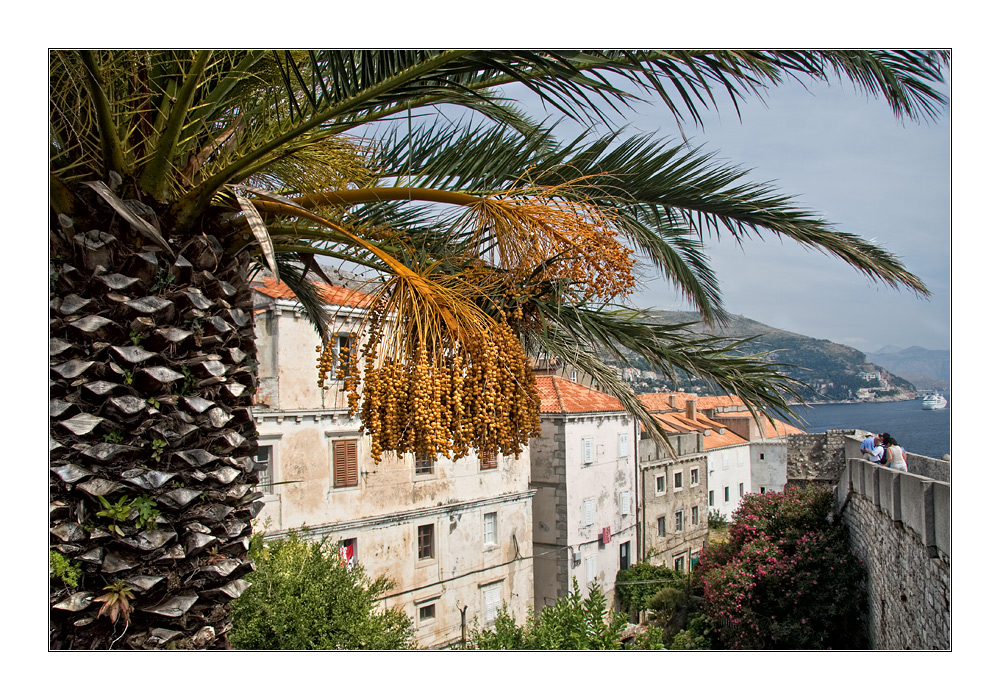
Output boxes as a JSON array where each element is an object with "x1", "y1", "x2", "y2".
[
  {"x1": 483, "y1": 582, "x2": 502, "y2": 624},
  {"x1": 332, "y1": 440, "x2": 358, "y2": 488},
  {"x1": 618, "y1": 433, "x2": 628, "y2": 458},
  {"x1": 586, "y1": 555, "x2": 597, "y2": 582},
  {"x1": 479, "y1": 449, "x2": 497, "y2": 470},
  {"x1": 584, "y1": 498, "x2": 595, "y2": 526},
  {"x1": 582, "y1": 437, "x2": 594, "y2": 465},
  {"x1": 620, "y1": 490, "x2": 630, "y2": 516}
]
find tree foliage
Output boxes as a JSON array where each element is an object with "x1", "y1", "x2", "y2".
[
  {"x1": 468, "y1": 580, "x2": 627, "y2": 650},
  {"x1": 229, "y1": 531, "x2": 415, "y2": 650},
  {"x1": 695, "y1": 486, "x2": 868, "y2": 649}
]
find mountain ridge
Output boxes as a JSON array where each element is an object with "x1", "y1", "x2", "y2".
[{"x1": 630, "y1": 310, "x2": 921, "y2": 402}]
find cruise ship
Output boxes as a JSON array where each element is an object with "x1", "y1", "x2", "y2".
[{"x1": 921, "y1": 392, "x2": 947, "y2": 410}]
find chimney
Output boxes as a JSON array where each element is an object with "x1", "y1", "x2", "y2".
[
  {"x1": 686, "y1": 399, "x2": 697, "y2": 421},
  {"x1": 668, "y1": 394, "x2": 676, "y2": 409}
]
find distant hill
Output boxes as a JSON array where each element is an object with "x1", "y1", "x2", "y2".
[
  {"x1": 865, "y1": 346, "x2": 950, "y2": 390},
  {"x1": 631, "y1": 311, "x2": 917, "y2": 403}
]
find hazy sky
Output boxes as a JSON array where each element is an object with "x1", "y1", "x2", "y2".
[{"x1": 510, "y1": 71, "x2": 952, "y2": 354}]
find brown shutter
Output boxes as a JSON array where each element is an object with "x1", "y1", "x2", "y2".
[{"x1": 333, "y1": 440, "x2": 358, "y2": 488}]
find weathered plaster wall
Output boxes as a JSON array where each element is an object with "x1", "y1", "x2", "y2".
[
  {"x1": 706, "y1": 443, "x2": 752, "y2": 521},
  {"x1": 531, "y1": 411, "x2": 637, "y2": 609}
]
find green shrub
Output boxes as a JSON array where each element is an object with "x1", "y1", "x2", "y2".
[
  {"x1": 469, "y1": 580, "x2": 627, "y2": 650},
  {"x1": 229, "y1": 530, "x2": 415, "y2": 650}
]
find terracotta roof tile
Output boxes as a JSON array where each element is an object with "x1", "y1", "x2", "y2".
[
  {"x1": 251, "y1": 276, "x2": 371, "y2": 308},
  {"x1": 639, "y1": 392, "x2": 697, "y2": 411},
  {"x1": 722, "y1": 411, "x2": 806, "y2": 438},
  {"x1": 703, "y1": 430, "x2": 749, "y2": 449},
  {"x1": 536, "y1": 375, "x2": 624, "y2": 414}
]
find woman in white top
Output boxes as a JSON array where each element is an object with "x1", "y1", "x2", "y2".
[{"x1": 883, "y1": 437, "x2": 908, "y2": 472}]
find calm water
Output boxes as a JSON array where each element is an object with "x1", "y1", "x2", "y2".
[{"x1": 790, "y1": 394, "x2": 951, "y2": 459}]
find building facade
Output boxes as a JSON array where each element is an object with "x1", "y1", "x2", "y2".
[
  {"x1": 530, "y1": 375, "x2": 637, "y2": 610},
  {"x1": 251, "y1": 277, "x2": 534, "y2": 648}
]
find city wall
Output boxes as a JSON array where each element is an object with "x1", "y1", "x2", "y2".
[{"x1": 789, "y1": 431, "x2": 951, "y2": 649}]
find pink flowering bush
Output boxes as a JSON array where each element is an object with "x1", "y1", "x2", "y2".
[{"x1": 695, "y1": 486, "x2": 867, "y2": 649}]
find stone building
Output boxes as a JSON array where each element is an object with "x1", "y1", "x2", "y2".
[
  {"x1": 698, "y1": 397, "x2": 804, "y2": 495},
  {"x1": 250, "y1": 277, "x2": 534, "y2": 648},
  {"x1": 636, "y1": 421, "x2": 708, "y2": 572},
  {"x1": 529, "y1": 375, "x2": 637, "y2": 609}
]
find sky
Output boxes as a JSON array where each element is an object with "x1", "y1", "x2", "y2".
[{"x1": 505, "y1": 71, "x2": 952, "y2": 355}]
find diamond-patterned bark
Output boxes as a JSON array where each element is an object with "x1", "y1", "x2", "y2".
[{"x1": 50, "y1": 219, "x2": 260, "y2": 650}]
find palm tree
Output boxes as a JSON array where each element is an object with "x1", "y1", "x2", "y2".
[{"x1": 49, "y1": 50, "x2": 948, "y2": 648}]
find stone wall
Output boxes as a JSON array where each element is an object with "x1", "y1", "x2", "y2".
[
  {"x1": 786, "y1": 430, "x2": 855, "y2": 487},
  {"x1": 835, "y1": 459, "x2": 951, "y2": 649}
]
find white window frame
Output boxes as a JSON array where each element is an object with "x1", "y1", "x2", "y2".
[
  {"x1": 673, "y1": 470, "x2": 683, "y2": 491},
  {"x1": 417, "y1": 600, "x2": 437, "y2": 627},
  {"x1": 675, "y1": 509, "x2": 683, "y2": 532},
  {"x1": 582, "y1": 437, "x2": 595, "y2": 465},
  {"x1": 586, "y1": 555, "x2": 597, "y2": 583},
  {"x1": 618, "y1": 433, "x2": 629, "y2": 458},
  {"x1": 482, "y1": 581, "x2": 503, "y2": 625},
  {"x1": 484, "y1": 511, "x2": 498, "y2": 547},
  {"x1": 584, "y1": 498, "x2": 595, "y2": 526},
  {"x1": 692, "y1": 505, "x2": 699, "y2": 526},
  {"x1": 655, "y1": 474, "x2": 666, "y2": 495},
  {"x1": 657, "y1": 516, "x2": 666, "y2": 537},
  {"x1": 619, "y1": 490, "x2": 630, "y2": 517},
  {"x1": 690, "y1": 467, "x2": 699, "y2": 485}
]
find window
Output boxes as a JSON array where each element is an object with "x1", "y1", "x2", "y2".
[
  {"x1": 618, "y1": 433, "x2": 629, "y2": 458},
  {"x1": 323, "y1": 334, "x2": 353, "y2": 381},
  {"x1": 479, "y1": 449, "x2": 498, "y2": 471},
  {"x1": 760, "y1": 452, "x2": 766, "y2": 461},
  {"x1": 582, "y1": 437, "x2": 594, "y2": 465},
  {"x1": 482, "y1": 582, "x2": 502, "y2": 625},
  {"x1": 332, "y1": 440, "x2": 358, "y2": 488},
  {"x1": 675, "y1": 510, "x2": 683, "y2": 532},
  {"x1": 252, "y1": 445, "x2": 274, "y2": 495},
  {"x1": 724, "y1": 486, "x2": 730, "y2": 502},
  {"x1": 739, "y1": 482, "x2": 744, "y2": 497},
  {"x1": 586, "y1": 555, "x2": 597, "y2": 583},
  {"x1": 417, "y1": 524, "x2": 435, "y2": 560},
  {"x1": 760, "y1": 487, "x2": 767, "y2": 494},
  {"x1": 657, "y1": 516, "x2": 666, "y2": 537},
  {"x1": 674, "y1": 556, "x2": 685, "y2": 572},
  {"x1": 619, "y1": 490, "x2": 630, "y2": 517},
  {"x1": 619, "y1": 542, "x2": 630, "y2": 570},
  {"x1": 584, "y1": 498, "x2": 595, "y2": 526},
  {"x1": 673, "y1": 471, "x2": 683, "y2": 489},
  {"x1": 692, "y1": 506, "x2": 699, "y2": 526},
  {"x1": 484, "y1": 512, "x2": 498, "y2": 547},
  {"x1": 418, "y1": 603, "x2": 436, "y2": 624},
  {"x1": 415, "y1": 452, "x2": 434, "y2": 476},
  {"x1": 738, "y1": 451, "x2": 745, "y2": 466},
  {"x1": 655, "y1": 475, "x2": 666, "y2": 495},
  {"x1": 690, "y1": 467, "x2": 699, "y2": 485},
  {"x1": 570, "y1": 369, "x2": 578, "y2": 383},
  {"x1": 339, "y1": 538, "x2": 357, "y2": 568},
  {"x1": 723, "y1": 453, "x2": 730, "y2": 468},
  {"x1": 709, "y1": 490, "x2": 715, "y2": 507}
]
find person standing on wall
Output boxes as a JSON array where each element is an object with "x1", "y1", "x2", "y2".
[
  {"x1": 861, "y1": 433, "x2": 884, "y2": 463},
  {"x1": 880, "y1": 436, "x2": 908, "y2": 472}
]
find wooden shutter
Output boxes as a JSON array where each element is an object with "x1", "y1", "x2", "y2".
[
  {"x1": 332, "y1": 440, "x2": 358, "y2": 488},
  {"x1": 618, "y1": 433, "x2": 628, "y2": 458},
  {"x1": 582, "y1": 437, "x2": 594, "y2": 464},
  {"x1": 584, "y1": 498, "x2": 595, "y2": 526}
]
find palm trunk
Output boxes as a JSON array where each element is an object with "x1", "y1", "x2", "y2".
[{"x1": 49, "y1": 205, "x2": 260, "y2": 649}]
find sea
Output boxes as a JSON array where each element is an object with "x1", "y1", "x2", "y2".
[{"x1": 788, "y1": 393, "x2": 951, "y2": 460}]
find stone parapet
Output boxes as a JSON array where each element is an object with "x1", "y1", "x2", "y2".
[{"x1": 837, "y1": 457, "x2": 950, "y2": 649}]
